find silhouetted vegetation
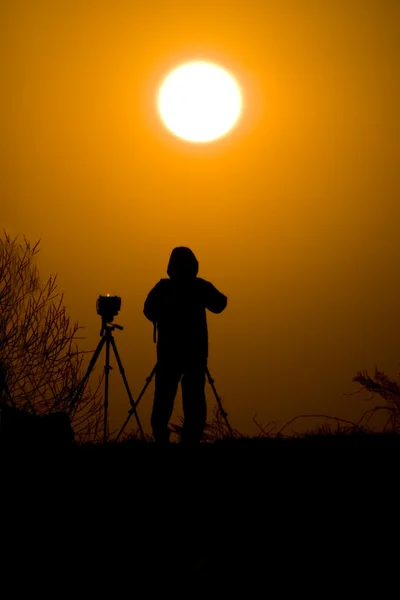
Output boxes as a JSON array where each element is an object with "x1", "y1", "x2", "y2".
[
  {"x1": 0, "y1": 230, "x2": 103, "y2": 442},
  {"x1": 351, "y1": 367, "x2": 400, "y2": 432}
]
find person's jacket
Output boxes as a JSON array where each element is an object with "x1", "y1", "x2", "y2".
[{"x1": 143, "y1": 247, "x2": 227, "y2": 363}]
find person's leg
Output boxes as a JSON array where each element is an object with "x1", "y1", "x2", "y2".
[
  {"x1": 151, "y1": 363, "x2": 181, "y2": 444},
  {"x1": 181, "y1": 365, "x2": 207, "y2": 445}
]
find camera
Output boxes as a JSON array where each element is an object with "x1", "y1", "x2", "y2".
[{"x1": 96, "y1": 295, "x2": 121, "y2": 323}]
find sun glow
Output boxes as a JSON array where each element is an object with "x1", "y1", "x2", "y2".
[{"x1": 157, "y1": 61, "x2": 242, "y2": 143}]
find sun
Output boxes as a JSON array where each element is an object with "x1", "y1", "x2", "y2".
[{"x1": 157, "y1": 61, "x2": 242, "y2": 143}]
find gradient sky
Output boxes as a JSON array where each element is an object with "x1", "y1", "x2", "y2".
[{"x1": 1, "y1": 0, "x2": 399, "y2": 436}]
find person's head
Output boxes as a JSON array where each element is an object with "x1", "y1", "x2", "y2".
[{"x1": 167, "y1": 247, "x2": 199, "y2": 280}]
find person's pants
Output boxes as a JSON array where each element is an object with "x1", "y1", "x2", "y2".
[{"x1": 151, "y1": 361, "x2": 207, "y2": 444}]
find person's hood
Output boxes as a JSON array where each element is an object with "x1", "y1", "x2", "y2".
[{"x1": 167, "y1": 247, "x2": 199, "y2": 280}]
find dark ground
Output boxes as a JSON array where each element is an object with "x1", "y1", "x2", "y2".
[{"x1": 2, "y1": 434, "x2": 399, "y2": 594}]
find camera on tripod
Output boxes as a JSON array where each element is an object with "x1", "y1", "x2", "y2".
[
  {"x1": 96, "y1": 295, "x2": 121, "y2": 323},
  {"x1": 71, "y1": 293, "x2": 144, "y2": 443}
]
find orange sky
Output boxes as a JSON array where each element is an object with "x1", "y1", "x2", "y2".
[{"x1": 1, "y1": 0, "x2": 399, "y2": 437}]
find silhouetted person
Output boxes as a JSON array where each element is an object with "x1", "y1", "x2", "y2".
[{"x1": 143, "y1": 247, "x2": 227, "y2": 445}]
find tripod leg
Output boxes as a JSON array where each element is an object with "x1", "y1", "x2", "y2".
[
  {"x1": 109, "y1": 336, "x2": 146, "y2": 442},
  {"x1": 206, "y1": 368, "x2": 235, "y2": 438},
  {"x1": 116, "y1": 411, "x2": 134, "y2": 443},
  {"x1": 103, "y1": 335, "x2": 111, "y2": 444},
  {"x1": 69, "y1": 336, "x2": 106, "y2": 415},
  {"x1": 116, "y1": 364, "x2": 157, "y2": 441}
]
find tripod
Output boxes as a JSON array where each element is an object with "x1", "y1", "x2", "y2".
[
  {"x1": 70, "y1": 318, "x2": 145, "y2": 443},
  {"x1": 116, "y1": 363, "x2": 234, "y2": 441}
]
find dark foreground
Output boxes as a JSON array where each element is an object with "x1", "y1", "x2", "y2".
[{"x1": 2, "y1": 433, "x2": 399, "y2": 594}]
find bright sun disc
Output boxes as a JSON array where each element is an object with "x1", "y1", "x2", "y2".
[{"x1": 157, "y1": 61, "x2": 242, "y2": 143}]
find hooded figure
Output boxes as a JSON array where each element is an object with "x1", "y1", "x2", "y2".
[{"x1": 143, "y1": 247, "x2": 227, "y2": 445}]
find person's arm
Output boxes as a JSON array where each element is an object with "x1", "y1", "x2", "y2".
[
  {"x1": 199, "y1": 279, "x2": 227, "y2": 314},
  {"x1": 143, "y1": 282, "x2": 162, "y2": 323}
]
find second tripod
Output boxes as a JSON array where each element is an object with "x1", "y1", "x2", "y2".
[{"x1": 116, "y1": 363, "x2": 234, "y2": 442}]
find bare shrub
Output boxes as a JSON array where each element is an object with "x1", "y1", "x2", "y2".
[{"x1": 0, "y1": 231, "x2": 103, "y2": 442}]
